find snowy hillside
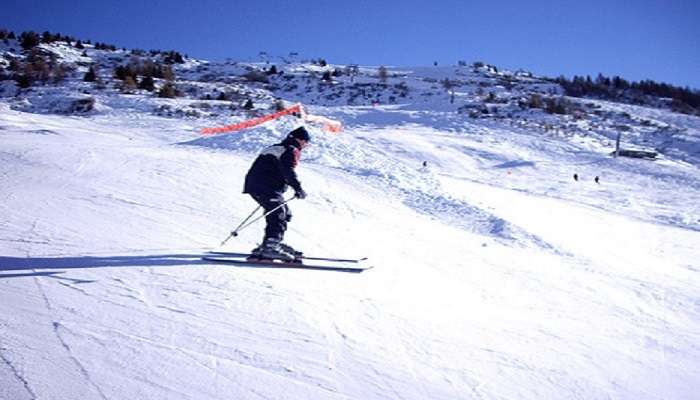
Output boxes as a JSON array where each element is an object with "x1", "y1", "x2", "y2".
[{"x1": 1, "y1": 38, "x2": 700, "y2": 400}]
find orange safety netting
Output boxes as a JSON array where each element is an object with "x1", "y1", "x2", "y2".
[
  {"x1": 201, "y1": 104, "x2": 302, "y2": 135},
  {"x1": 303, "y1": 113, "x2": 343, "y2": 133},
  {"x1": 200, "y1": 104, "x2": 343, "y2": 135}
]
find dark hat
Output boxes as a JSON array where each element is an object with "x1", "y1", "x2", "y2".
[{"x1": 288, "y1": 126, "x2": 310, "y2": 142}]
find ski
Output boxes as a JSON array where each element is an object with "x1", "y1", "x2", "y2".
[
  {"x1": 202, "y1": 256, "x2": 372, "y2": 273},
  {"x1": 207, "y1": 251, "x2": 368, "y2": 264}
]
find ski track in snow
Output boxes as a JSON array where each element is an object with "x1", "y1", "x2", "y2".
[
  {"x1": 33, "y1": 277, "x2": 109, "y2": 400},
  {"x1": 0, "y1": 350, "x2": 36, "y2": 400}
]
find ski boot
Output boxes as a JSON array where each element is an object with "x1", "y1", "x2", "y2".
[
  {"x1": 247, "y1": 244, "x2": 265, "y2": 262},
  {"x1": 279, "y1": 242, "x2": 303, "y2": 262},
  {"x1": 248, "y1": 238, "x2": 295, "y2": 263}
]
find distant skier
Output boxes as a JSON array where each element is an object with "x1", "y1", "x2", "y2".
[
  {"x1": 573, "y1": 173, "x2": 579, "y2": 181},
  {"x1": 243, "y1": 126, "x2": 310, "y2": 261},
  {"x1": 594, "y1": 176, "x2": 600, "y2": 184}
]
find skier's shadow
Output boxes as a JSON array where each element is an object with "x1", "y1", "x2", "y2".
[{"x1": 0, "y1": 254, "x2": 210, "y2": 281}]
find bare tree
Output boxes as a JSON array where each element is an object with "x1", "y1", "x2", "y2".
[
  {"x1": 378, "y1": 66, "x2": 388, "y2": 83},
  {"x1": 441, "y1": 79, "x2": 456, "y2": 104}
]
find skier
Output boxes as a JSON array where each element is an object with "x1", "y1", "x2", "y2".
[{"x1": 243, "y1": 126, "x2": 310, "y2": 261}]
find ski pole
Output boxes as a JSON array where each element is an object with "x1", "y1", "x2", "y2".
[
  {"x1": 234, "y1": 197, "x2": 295, "y2": 235},
  {"x1": 220, "y1": 197, "x2": 295, "y2": 246},
  {"x1": 231, "y1": 205, "x2": 261, "y2": 236},
  {"x1": 220, "y1": 205, "x2": 261, "y2": 246}
]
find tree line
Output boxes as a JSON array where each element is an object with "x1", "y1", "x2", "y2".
[
  {"x1": 1, "y1": 29, "x2": 186, "y2": 63},
  {"x1": 1, "y1": 29, "x2": 184, "y2": 97},
  {"x1": 555, "y1": 73, "x2": 700, "y2": 115}
]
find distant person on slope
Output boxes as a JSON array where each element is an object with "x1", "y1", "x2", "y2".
[{"x1": 243, "y1": 126, "x2": 310, "y2": 261}]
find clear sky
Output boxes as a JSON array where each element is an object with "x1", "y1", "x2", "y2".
[{"x1": 3, "y1": 0, "x2": 699, "y2": 88}]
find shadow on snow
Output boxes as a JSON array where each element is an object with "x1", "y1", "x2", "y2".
[{"x1": 0, "y1": 254, "x2": 210, "y2": 280}]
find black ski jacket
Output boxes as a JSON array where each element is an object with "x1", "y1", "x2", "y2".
[{"x1": 243, "y1": 138, "x2": 303, "y2": 196}]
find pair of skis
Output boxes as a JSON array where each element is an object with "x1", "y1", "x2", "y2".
[{"x1": 202, "y1": 251, "x2": 372, "y2": 273}]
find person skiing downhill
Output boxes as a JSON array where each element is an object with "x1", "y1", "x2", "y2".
[{"x1": 243, "y1": 126, "x2": 310, "y2": 261}]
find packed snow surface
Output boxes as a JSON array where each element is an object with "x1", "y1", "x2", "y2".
[{"x1": 1, "y1": 50, "x2": 699, "y2": 399}]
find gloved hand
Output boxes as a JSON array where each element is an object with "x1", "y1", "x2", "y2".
[{"x1": 294, "y1": 188, "x2": 307, "y2": 200}]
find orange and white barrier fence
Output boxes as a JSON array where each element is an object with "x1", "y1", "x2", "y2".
[
  {"x1": 303, "y1": 113, "x2": 343, "y2": 133},
  {"x1": 201, "y1": 104, "x2": 342, "y2": 136}
]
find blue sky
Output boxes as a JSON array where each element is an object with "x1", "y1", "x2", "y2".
[{"x1": 4, "y1": 0, "x2": 699, "y2": 88}]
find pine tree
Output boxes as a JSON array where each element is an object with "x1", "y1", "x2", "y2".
[
  {"x1": 8, "y1": 59, "x2": 21, "y2": 72},
  {"x1": 164, "y1": 51, "x2": 184, "y2": 64},
  {"x1": 114, "y1": 65, "x2": 128, "y2": 80},
  {"x1": 41, "y1": 31, "x2": 54, "y2": 43},
  {"x1": 16, "y1": 73, "x2": 32, "y2": 88},
  {"x1": 139, "y1": 75, "x2": 155, "y2": 91},
  {"x1": 20, "y1": 31, "x2": 40, "y2": 50},
  {"x1": 83, "y1": 66, "x2": 98, "y2": 82}
]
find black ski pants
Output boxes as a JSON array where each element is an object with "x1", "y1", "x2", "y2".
[{"x1": 250, "y1": 193, "x2": 291, "y2": 242}]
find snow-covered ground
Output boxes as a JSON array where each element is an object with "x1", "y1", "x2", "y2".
[{"x1": 1, "y1": 41, "x2": 700, "y2": 399}]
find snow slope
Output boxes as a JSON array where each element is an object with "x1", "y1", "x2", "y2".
[{"x1": 1, "y1": 43, "x2": 700, "y2": 399}]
